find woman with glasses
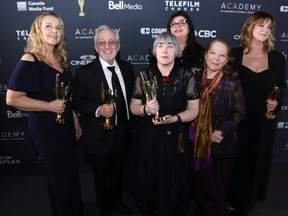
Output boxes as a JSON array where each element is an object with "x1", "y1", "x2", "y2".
[{"x1": 167, "y1": 11, "x2": 204, "y2": 72}]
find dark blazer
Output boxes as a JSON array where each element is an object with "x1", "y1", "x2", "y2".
[{"x1": 72, "y1": 57, "x2": 135, "y2": 156}]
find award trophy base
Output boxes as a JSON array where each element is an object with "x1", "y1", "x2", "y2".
[
  {"x1": 154, "y1": 111, "x2": 165, "y2": 122},
  {"x1": 103, "y1": 118, "x2": 114, "y2": 130},
  {"x1": 56, "y1": 116, "x2": 66, "y2": 125},
  {"x1": 154, "y1": 116, "x2": 166, "y2": 122}
]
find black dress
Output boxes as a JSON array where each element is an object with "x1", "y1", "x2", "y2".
[
  {"x1": 129, "y1": 64, "x2": 199, "y2": 216},
  {"x1": 230, "y1": 66, "x2": 270, "y2": 213},
  {"x1": 228, "y1": 47, "x2": 286, "y2": 215},
  {"x1": 7, "y1": 56, "x2": 84, "y2": 216}
]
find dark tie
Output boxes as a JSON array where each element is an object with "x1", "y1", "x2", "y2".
[{"x1": 107, "y1": 66, "x2": 127, "y2": 125}]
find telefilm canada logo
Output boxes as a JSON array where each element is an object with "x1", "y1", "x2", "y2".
[
  {"x1": 16, "y1": 1, "x2": 54, "y2": 12},
  {"x1": 16, "y1": 29, "x2": 29, "y2": 41},
  {"x1": 164, "y1": 1, "x2": 200, "y2": 12},
  {"x1": 220, "y1": 2, "x2": 261, "y2": 14}
]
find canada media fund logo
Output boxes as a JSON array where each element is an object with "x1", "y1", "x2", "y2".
[{"x1": 17, "y1": 1, "x2": 54, "y2": 12}]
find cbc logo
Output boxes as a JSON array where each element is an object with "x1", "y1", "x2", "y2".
[
  {"x1": 195, "y1": 30, "x2": 217, "y2": 38},
  {"x1": 280, "y1": 5, "x2": 288, "y2": 12},
  {"x1": 140, "y1": 28, "x2": 166, "y2": 35},
  {"x1": 234, "y1": 35, "x2": 240, "y2": 40}
]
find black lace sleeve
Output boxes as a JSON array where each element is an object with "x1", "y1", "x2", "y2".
[{"x1": 186, "y1": 73, "x2": 200, "y2": 100}]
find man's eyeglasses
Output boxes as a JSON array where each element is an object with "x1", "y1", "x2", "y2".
[
  {"x1": 170, "y1": 20, "x2": 188, "y2": 28},
  {"x1": 97, "y1": 40, "x2": 118, "y2": 46}
]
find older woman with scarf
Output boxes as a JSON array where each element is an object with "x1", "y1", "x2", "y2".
[{"x1": 191, "y1": 38, "x2": 246, "y2": 216}]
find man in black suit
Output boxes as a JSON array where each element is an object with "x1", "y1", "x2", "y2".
[{"x1": 72, "y1": 25, "x2": 135, "y2": 216}]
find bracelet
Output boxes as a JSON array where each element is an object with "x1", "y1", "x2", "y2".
[
  {"x1": 176, "y1": 114, "x2": 182, "y2": 124},
  {"x1": 143, "y1": 105, "x2": 147, "y2": 115}
]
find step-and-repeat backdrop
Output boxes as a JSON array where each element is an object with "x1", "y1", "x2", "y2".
[{"x1": 1, "y1": 0, "x2": 288, "y2": 174}]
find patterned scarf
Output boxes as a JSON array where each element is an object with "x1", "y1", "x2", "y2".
[{"x1": 193, "y1": 69, "x2": 224, "y2": 171}]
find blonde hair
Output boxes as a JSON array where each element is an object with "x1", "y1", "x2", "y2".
[
  {"x1": 25, "y1": 12, "x2": 68, "y2": 69},
  {"x1": 239, "y1": 11, "x2": 275, "y2": 54}
]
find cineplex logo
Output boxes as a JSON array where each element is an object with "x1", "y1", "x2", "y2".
[
  {"x1": 108, "y1": 1, "x2": 143, "y2": 10},
  {"x1": 0, "y1": 156, "x2": 21, "y2": 165}
]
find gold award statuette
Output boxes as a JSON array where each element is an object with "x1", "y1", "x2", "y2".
[
  {"x1": 265, "y1": 85, "x2": 285, "y2": 120},
  {"x1": 101, "y1": 82, "x2": 117, "y2": 130},
  {"x1": 139, "y1": 71, "x2": 165, "y2": 122},
  {"x1": 54, "y1": 73, "x2": 71, "y2": 125},
  {"x1": 78, "y1": 0, "x2": 85, "y2": 16}
]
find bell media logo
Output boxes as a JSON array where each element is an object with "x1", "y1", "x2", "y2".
[
  {"x1": 17, "y1": 1, "x2": 27, "y2": 11},
  {"x1": 108, "y1": 1, "x2": 143, "y2": 10}
]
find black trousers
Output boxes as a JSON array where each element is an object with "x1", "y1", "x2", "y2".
[
  {"x1": 192, "y1": 158, "x2": 234, "y2": 216},
  {"x1": 42, "y1": 149, "x2": 84, "y2": 216},
  {"x1": 88, "y1": 128, "x2": 129, "y2": 216}
]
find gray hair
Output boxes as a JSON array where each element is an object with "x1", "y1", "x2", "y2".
[
  {"x1": 94, "y1": 25, "x2": 120, "y2": 44},
  {"x1": 152, "y1": 31, "x2": 180, "y2": 57}
]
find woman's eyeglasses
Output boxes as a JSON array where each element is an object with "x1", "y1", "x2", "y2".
[{"x1": 170, "y1": 20, "x2": 188, "y2": 28}]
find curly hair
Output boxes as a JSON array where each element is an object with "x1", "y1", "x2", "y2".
[
  {"x1": 239, "y1": 11, "x2": 275, "y2": 54},
  {"x1": 24, "y1": 12, "x2": 69, "y2": 69}
]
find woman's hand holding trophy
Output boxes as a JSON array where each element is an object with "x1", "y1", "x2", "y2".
[
  {"x1": 139, "y1": 71, "x2": 165, "y2": 122},
  {"x1": 265, "y1": 85, "x2": 285, "y2": 120},
  {"x1": 54, "y1": 73, "x2": 71, "y2": 125}
]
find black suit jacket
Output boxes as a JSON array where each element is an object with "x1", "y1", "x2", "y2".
[{"x1": 72, "y1": 57, "x2": 135, "y2": 155}]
